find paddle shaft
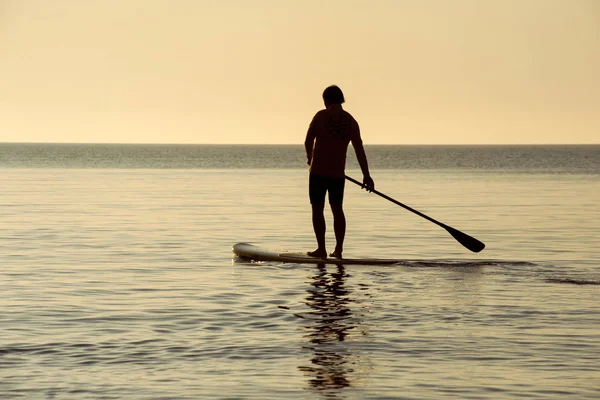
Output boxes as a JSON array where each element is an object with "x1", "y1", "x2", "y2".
[{"x1": 345, "y1": 175, "x2": 446, "y2": 228}]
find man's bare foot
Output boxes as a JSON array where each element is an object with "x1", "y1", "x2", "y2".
[
  {"x1": 307, "y1": 249, "x2": 327, "y2": 259},
  {"x1": 329, "y1": 249, "x2": 343, "y2": 259}
]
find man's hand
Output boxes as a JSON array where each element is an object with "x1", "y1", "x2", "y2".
[{"x1": 362, "y1": 175, "x2": 374, "y2": 192}]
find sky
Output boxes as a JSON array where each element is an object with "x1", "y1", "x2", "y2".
[{"x1": 0, "y1": 0, "x2": 598, "y2": 144}]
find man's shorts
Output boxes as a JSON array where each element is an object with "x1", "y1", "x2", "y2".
[{"x1": 309, "y1": 173, "x2": 346, "y2": 205}]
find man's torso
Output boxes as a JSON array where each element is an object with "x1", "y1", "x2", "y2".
[{"x1": 309, "y1": 108, "x2": 358, "y2": 178}]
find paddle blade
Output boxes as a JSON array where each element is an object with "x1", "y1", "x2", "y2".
[{"x1": 445, "y1": 226, "x2": 486, "y2": 253}]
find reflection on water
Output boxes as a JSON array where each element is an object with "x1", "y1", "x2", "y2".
[{"x1": 298, "y1": 264, "x2": 368, "y2": 398}]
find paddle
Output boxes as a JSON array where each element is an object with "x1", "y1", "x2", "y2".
[{"x1": 345, "y1": 175, "x2": 485, "y2": 253}]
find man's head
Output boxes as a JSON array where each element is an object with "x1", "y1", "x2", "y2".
[{"x1": 322, "y1": 85, "x2": 345, "y2": 107}]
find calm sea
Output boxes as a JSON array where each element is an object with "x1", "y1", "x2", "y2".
[{"x1": 1, "y1": 143, "x2": 599, "y2": 399}]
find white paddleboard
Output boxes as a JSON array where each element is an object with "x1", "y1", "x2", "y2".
[{"x1": 232, "y1": 243, "x2": 400, "y2": 266}]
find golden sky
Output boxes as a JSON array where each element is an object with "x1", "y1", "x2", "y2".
[{"x1": 1, "y1": 0, "x2": 598, "y2": 144}]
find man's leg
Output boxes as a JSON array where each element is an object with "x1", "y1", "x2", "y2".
[
  {"x1": 330, "y1": 204, "x2": 345, "y2": 258},
  {"x1": 308, "y1": 202, "x2": 327, "y2": 258},
  {"x1": 308, "y1": 173, "x2": 327, "y2": 258},
  {"x1": 328, "y1": 176, "x2": 346, "y2": 258}
]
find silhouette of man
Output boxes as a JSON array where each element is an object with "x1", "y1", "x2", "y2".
[{"x1": 305, "y1": 85, "x2": 374, "y2": 259}]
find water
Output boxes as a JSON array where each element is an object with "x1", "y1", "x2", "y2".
[{"x1": 1, "y1": 144, "x2": 599, "y2": 399}]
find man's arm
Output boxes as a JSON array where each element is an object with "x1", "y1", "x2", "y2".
[
  {"x1": 304, "y1": 115, "x2": 318, "y2": 165},
  {"x1": 351, "y1": 124, "x2": 375, "y2": 190}
]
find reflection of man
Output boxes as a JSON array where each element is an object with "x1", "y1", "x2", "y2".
[
  {"x1": 299, "y1": 265, "x2": 353, "y2": 394},
  {"x1": 305, "y1": 85, "x2": 374, "y2": 259}
]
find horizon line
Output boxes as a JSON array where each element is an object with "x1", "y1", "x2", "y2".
[{"x1": 1, "y1": 142, "x2": 599, "y2": 146}]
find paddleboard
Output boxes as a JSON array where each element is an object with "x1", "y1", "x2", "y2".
[{"x1": 232, "y1": 243, "x2": 400, "y2": 266}]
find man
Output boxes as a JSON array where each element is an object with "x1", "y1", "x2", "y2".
[{"x1": 305, "y1": 85, "x2": 374, "y2": 259}]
